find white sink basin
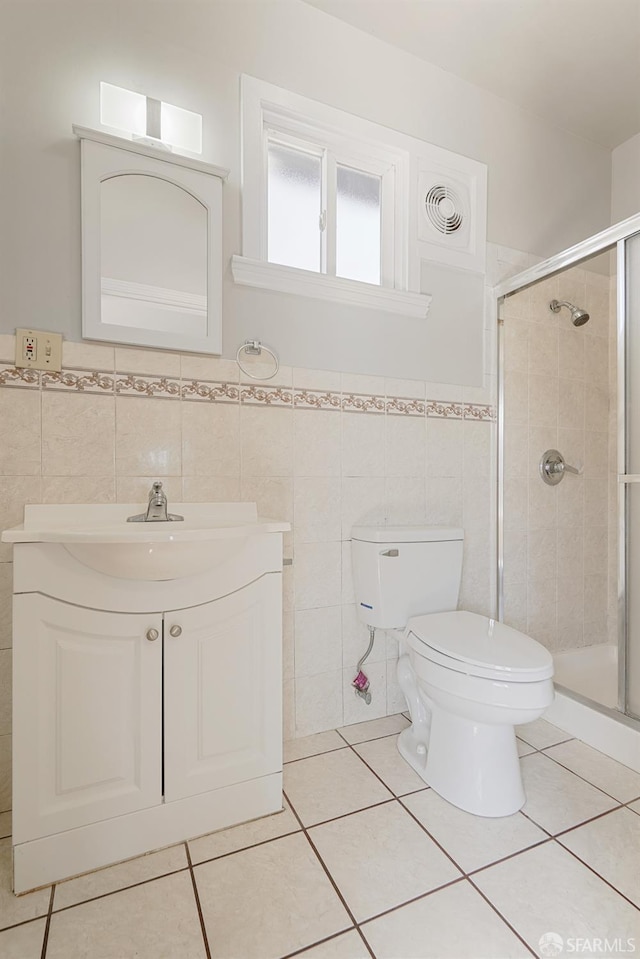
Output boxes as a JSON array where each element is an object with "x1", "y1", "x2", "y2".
[
  {"x1": 2, "y1": 503, "x2": 290, "y2": 581},
  {"x1": 62, "y1": 538, "x2": 251, "y2": 580}
]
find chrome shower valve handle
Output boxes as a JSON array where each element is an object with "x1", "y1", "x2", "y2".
[{"x1": 539, "y1": 449, "x2": 583, "y2": 486}]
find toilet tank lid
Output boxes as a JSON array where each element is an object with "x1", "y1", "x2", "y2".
[{"x1": 351, "y1": 525, "x2": 464, "y2": 544}]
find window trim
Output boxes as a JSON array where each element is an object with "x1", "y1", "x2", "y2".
[
  {"x1": 238, "y1": 76, "x2": 431, "y2": 318},
  {"x1": 230, "y1": 255, "x2": 430, "y2": 317}
]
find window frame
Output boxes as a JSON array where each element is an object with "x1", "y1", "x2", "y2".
[{"x1": 235, "y1": 76, "x2": 431, "y2": 318}]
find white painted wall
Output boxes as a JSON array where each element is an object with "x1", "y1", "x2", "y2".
[
  {"x1": 0, "y1": 0, "x2": 612, "y2": 384},
  {"x1": 612, "y1": 132, "x2": 640, "y2": 224}
]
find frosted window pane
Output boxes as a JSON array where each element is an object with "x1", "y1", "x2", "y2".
[
  {"x1": 336, "y1": 165, "x2": 381, "y2": 285},
  {"x1": 268, "y1": 143, "x2": 322, "y2": 272}
]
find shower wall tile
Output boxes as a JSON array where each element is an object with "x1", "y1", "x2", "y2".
[
  {"x1": 502, "y1": 531, "x2": 527, "y2": 586},
  {"x1": 529, "y1": 375, "x2": 558, "y2": 428},
  {"x1": 503, "y1": 583, "x2": 527, "y2": 632},
  {"x1": 557, "y1": 378, "x2": 584, "y2": 431},
  {"x1": 529, "y1": 276, "x2": 559, "y2": 320},
  {"x1": 558, "y1": 330, "x2": 585, "y2": 381},
  {"x1": 528, "y1": 326, "x2": 559, "y2": 376},
  {"x1": 503, "y1": 322, "x2": 529, "y2": 373},
  {"x1": 502, "y1": 261, "x2": 615, "y2": 655}
]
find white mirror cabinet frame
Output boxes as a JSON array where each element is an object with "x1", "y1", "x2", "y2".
[{"x1": 74, "y1": 126, "x2": 229, "y2": 354}]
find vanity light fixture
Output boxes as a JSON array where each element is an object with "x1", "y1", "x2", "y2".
[{"x1": 100, "y1": 82, "x2": 202, "y2": 154}]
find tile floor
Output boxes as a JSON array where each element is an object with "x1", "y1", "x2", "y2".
[{"x1": 1, "y1": 714, "x2": 640, "y2": 958}]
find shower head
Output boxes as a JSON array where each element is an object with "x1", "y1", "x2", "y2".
[{"x1": 549, "y1": 299, "x2": 590, "y2": 327}]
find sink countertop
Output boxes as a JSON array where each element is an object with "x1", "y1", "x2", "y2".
[{"x1": 2, "y1": 502, "x2": 290, "y2": 544}]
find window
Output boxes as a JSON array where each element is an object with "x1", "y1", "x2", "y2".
[
  {"x1": 266, "y1": 134, "x2": 386, "y2": 285},
  {"x1": 233, "y1": 76, "x2": 431, "y2": 318}
]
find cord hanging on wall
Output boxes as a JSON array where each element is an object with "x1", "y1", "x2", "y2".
[{"x1": 236, "y1": 340, "x2": 280, "y2": 380}]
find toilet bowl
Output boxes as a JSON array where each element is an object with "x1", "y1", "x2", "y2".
[
  {"x1": 351, "y1": 525, "x2": 555, "y2": 817},
  {"x1": 397, "y1": 611, "x2": 554, "y2": 817}
]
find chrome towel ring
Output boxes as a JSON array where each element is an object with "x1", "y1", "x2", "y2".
[{"x1": 236, "y1": 340, "x2": 279, "y2": 380}]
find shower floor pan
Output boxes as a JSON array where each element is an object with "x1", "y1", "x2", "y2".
[{"x1": 553, "y1": 643, "x2": 617, "y2": 709}]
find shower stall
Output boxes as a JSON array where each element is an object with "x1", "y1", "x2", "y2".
[{"x1": 496, "y1": 213, "x2": 640, "y2": 767}]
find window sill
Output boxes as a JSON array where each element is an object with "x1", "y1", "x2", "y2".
[{"x1": 230, "y1": 256, "x2": 431, "y2": 318}]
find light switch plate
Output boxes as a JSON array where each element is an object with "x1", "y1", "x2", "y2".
[{"x1": 15, "y1": 328, "x2": 63, "y2": 372}]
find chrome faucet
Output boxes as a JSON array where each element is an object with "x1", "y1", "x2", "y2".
[{"x1": 127, "y1": 481, "x2": 184, "y2": 523}]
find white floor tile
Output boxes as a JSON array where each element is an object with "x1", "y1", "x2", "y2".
[
  {"x1": 559, "y1": 808, "x2": 640, "y2": 906},
  {"x1": 194, "y1": 832, "x2": 351, "y2": 959},
  {"x1": 46, "y1": 871, "x2": 206, "y2": 959},
  {"x1": 543, "y1": 739, "x2": 640, "y2": 803},
  {"x1": 337, "y1": 713, "x2": 410, "y2": 745},
  {"x1": 354, "y1": 734, "x2": 427, "y2": 796},
  {"x1": 361, "y1": 880, "x2": 530, "y2": 958},
  {"x1": 630, "y1": 799, "x2": 640, "y2": 816},
  {"x1": 521, "y1": 753, "x2": 617, "y2": 834},
  {"x1": 54, "y1": 843, "x2": 187, "y2": 911},
  {"x1": 188, "y1": 800, "x2": 300, "y2": 864},
  {"x1": 0, "y1": 839, "x2": 50, "y2": 932},
  {"x1": 516, "y1": 739, "x2": 535, "y2": 757},
  {"x1": 294, "y1": 929, "x2": 369, "y2": 958},
  {"x1": 402, "y1": 789, "x2": 548, "y2": 874},
  {"x1": 516, "y1": 718, "x2": 572, "y2": 750},
  {"x1": 0, "y1": 918, "x2": 46, "y2": 959},
  {"x1": 0, "y1": 811, "x2": 10, "y2": 839},
  {"x1": 473, "y1": 842, "x2": 640, "y2": 957},
  {"x1": 309, "y1": 801, "x2": 460, "y2": 922},
  {"x1": 284, "y1": 748, "x2": 393, "y2": 826},
  {"x1": 284, "y1": 730, "x2": 346, "y2": 763}
]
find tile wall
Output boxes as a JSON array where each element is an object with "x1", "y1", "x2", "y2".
[
  {"x1": 501, "y1": 264, "x2": 617, "y2": 652},
  {"x1": 0, "y1": 319, "x2": 496, "y2": 820}
]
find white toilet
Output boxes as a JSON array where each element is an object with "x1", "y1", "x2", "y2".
[{"x1": 351, "y1": 525, "x2": 554, "y2": 817}]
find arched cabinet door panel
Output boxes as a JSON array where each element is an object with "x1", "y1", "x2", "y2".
[
  {"x1": 163, "y1": 574, "x2": 283, "y2": 803},
  {"x1": 12, "y1": 594, "x2": 162, "y2": 842}
]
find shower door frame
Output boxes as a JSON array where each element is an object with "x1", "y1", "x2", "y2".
[{"x1": 495, "y1": 211, "x2": 640, "y2": 723}]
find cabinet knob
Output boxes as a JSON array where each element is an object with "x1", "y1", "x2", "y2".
[
  {"x1": 146, "y1": 628, "x2": 159, "y2": 642},
  {"x1": 169, "y1": 624, "x2": 182, "y2": 638}
]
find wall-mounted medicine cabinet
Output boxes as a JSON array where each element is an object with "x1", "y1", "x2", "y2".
[{"x1": 74, "y1": 126, "x2": 228, "y2": 354}]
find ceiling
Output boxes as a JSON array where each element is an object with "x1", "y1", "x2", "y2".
[{"x1": 303, "y1": 0, "x2": 640, "y2": 148}]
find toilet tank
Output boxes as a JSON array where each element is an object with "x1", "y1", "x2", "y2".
[{"x1": 351, "y1": 525, "x2": 464, "y2": 629}]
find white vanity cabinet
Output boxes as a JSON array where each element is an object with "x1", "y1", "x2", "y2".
[
  {"x1": 4, "y1": 502, "x2": 289, "y2": 894},
  {"x1": 164, "y1": 576, "x2": 282, "y2": 802},
  {"x1": 13, "y1": 597, "x2": 163, "y2": 841}
]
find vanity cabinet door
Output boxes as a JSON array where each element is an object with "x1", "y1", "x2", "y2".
[
  {"x1": 13, "y1": 594, "x2": 163, "y2": 842},
  {"x1": 163, "y1": 574, "x2": 282, "y2": 802}
]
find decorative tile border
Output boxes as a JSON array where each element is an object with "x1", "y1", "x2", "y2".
[
  {"x1": 0, "y1": 364, "x2": 495, "y2": 421},
  {"x1": 293, "y1": 389, "x2": 342, "y2": 411},
  {"x1": 0, "y1": 364, "x2": 40, "y2": 389},
  {"x1": 342, "y1": 392, "x2": 386, "y2": 414},
  {"x1": 240, "y1": 385, "x2": 293, "y2": 407},
  {"x1": 115, "y1": 375, "x2": 181, "y2": 398},
  {"x1": 181, "y1": 380, "x2": 239, "y2": 403},
  {"x1": 386, "y1": 396, "x2": 426, "y2": 417},
  {"x1": 42, "y1": 369, "x2": 115, "y2": 394}
]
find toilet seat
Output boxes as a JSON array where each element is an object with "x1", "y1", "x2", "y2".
[{"x1": 406, "y1": 610, "x2": 553, "y2": 683}]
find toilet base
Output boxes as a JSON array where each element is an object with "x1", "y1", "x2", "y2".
[{"x1": 398, "y1": 706, "x2": 525, "y2": 817}]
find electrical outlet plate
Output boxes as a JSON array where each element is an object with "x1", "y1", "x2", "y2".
[{"x1": 15, "y1": 329, "x2": 63, "y2": 373}]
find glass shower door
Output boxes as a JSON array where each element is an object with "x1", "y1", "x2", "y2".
[{"x1": 622, "y1": 231, "x2": 640, "y2": 719}]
